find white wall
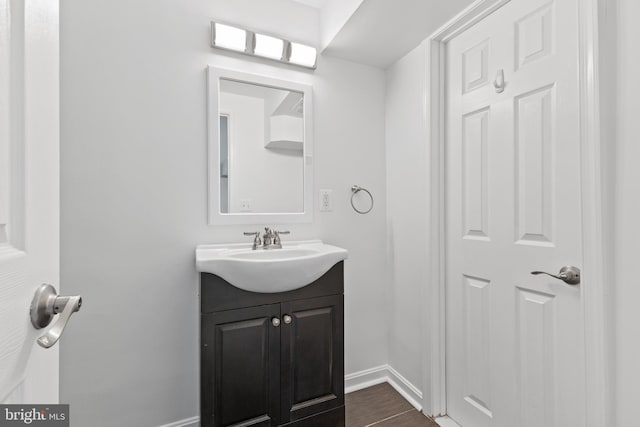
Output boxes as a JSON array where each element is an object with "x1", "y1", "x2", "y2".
[
  {"x1": 613, "y1": 0, "x2": 639, "y2": 425},
  {"x1": 385, "y1": 42, "x2": 430, "y2": 408},
  {"x1": 596, "y1": 0, "x2": 617, "y2": 424},
  {"x1": 60, "y1": 0, "x2": 388, "y2": 426}
]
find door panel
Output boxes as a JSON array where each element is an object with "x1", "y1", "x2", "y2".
[
  {"x1": 0, "y1": 0, "x2": 59, "y2": 403},
  {"x1": 514, "y1": 85, "x2": 555, "y2": 245},
  {"x1": 462, "y1": 40, "x2": 490, "y2": 94},
  {"x1": 202, "y1": 304, "x2": 281, "y2": 427},
  {"x1": 516, "y1": 287, "x2": 556, "y2": 427},
  {"x1": 462, "y1": 108, "x2": 490, "y2": 240},
  {"x1": 445, "y1": 0, "x2": 585, "y2": 426},
  {"x1": 515, "y1": 4, "x2": 554, "y2": 70},
  {"x1": 281, "y1": 295, "x2": 344, "y2": 423},
  {"x1": 462, "y1": 275, "x2": 492, "y2": 418}
]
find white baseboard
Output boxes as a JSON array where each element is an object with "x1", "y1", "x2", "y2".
[
  {"x1": 162, "y1": 365, "x2": 424, "y2": 427},
  {"x1": 435, "y1": 415, "x2": 461, "y2": 427},
  {"x1": 345, "y1": 364, "x2": 389, "y2": 393},
  {"x1": 345, "y1": 364, "x2": 423, "y2": 411},
  {"x1": 385, "y1": 365, "x2": 423, "y2": 411},
  {"x1": 158, "y1": 416, "x2": 199, "y2": 427}
]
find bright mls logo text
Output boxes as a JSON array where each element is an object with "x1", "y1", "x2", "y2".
[{"x1": 3, "y1": 407, "x2": 66, "y2": 424}]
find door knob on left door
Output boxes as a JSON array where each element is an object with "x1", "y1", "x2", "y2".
[{"x1": 30, "y1": 284, "x2": 82, "y2": 348}]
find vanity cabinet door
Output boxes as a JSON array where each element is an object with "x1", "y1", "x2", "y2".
[
  {"x1": 201, "y1": 304, "x2": 281, "y2": 427},
  {"x1": 280, "y1": 295, "x2": 345, "y2": 423}
]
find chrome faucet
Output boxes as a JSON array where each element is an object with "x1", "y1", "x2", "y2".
[
  {"x1": 244, "y1": 228, "x2": 290, "y2": 250},
  {"x1": 262, "y1": 227, "x2": 275, "y2": 247}
]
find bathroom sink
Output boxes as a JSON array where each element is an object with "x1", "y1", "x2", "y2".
[
  {"x1": 196, "y1": 240, "x2": 348, "y2": 293},
  {"x1": 228, "y1": 247, "x2": 318, "y2": 260}
]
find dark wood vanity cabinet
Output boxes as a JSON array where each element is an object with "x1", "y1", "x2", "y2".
[
  {"x1": 202, "y1": 304, "x2": 281, "y2": 427},
  {"x1": 200, "y1": 262, "x2": 345, "y2": 427}
]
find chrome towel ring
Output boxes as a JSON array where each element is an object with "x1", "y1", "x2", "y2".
[{"x1": 351, "y1": 185, "x2": 374, "y2": 214}]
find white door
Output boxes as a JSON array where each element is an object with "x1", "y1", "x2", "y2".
[
  {"x1": 0, "y1": 0, "x2": 60, "y2": 403},
  {"x1": 445, "y1": 0, "x2": 585, "y2": 426}
]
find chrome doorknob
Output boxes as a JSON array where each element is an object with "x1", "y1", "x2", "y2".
[
  {"x1": 272, "y1": 317, "x2": 281, "y2": 327},
  {"x1": 531, "y1": 266, "x2": 581, "y2": 285},
  {"x1": 283, "y1": 315, "x2": 292, "y2": 324},
  {"x1": 494, "y1": 69, "x2": 506, "y2": 93},
  {"x1": 30, "y1": 284, "x2": 82, "y2": 348}
]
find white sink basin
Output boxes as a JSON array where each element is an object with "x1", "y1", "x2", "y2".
[{"x1": 196, "y1": 240, "x2": 348, "y2": 293}]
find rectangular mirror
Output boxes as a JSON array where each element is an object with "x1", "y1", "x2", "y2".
[{"x1": 208, "y1": 66, "x2": 313, "y2": 225}]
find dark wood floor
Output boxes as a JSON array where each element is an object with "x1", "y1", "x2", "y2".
[{"x1": 345, "y1": 383, "x2": 439, "y2": 426}]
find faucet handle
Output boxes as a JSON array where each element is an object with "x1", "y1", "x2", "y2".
[
  {"x1": 273, "y1": 230, "x2": 290, "y2": 247},
  {"x1": 243, "y1": 231, "x2": 262, "y2": 250}
]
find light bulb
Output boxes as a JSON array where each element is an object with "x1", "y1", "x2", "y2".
[
  {"x1": 289, "y1": 42, "x2": 317, "y2": 68},
  {"x1": 213, "y1": 23, "x2": 246, "y2": 52},
  {"x1": 254, "y1": 33, "x2": 284, "y2": 60}
]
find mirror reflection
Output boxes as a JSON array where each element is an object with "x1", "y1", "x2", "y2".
[{"x1": 219, "y1": 78, "x2": 304, "y2": 214}]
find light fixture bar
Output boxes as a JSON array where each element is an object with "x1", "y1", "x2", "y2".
[
  {"x1": 289, "y1": 42, "x2": 317, "y2": 68},
  {"x1": 211, "y1": 22, "x2": 248, "y2": 52},
  {"x1": 210, "y1": 22, "x2": 317, "y2": 70},
  {"x1": 254, "y1": 33, "x2": 285, "y2": 60}
]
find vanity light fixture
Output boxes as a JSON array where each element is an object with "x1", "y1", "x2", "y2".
[
  {"x1": 254, "y1": 33, "x2": 285, "y2": 60},
  {"x1": 211, "y1": 22, "x2": 247, "y2": 52},
  {"x1": 289, "y1": 42, "x2": 317, "y2": 68},
  {"x1": 210, "y1": 22, "x2": 317, "y2": 70}
]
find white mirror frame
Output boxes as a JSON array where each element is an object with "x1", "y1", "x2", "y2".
[{"x1": 207, "y1": 66, "x2": 313, "y2": 225}]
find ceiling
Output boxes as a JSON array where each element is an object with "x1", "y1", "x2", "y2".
[
  {"x1": 322, "y1": 0, "x2": 476, "y2": 69},
  {"x1": 288, "y1": 0, "x2": 328, "y2": 9},
  {"x1": 283, "y1": 0, "x2": 476, "y2": 69}
]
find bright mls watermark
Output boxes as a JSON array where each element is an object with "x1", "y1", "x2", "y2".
[{"x1": 0, "y1": 405, "x2": 69, "y2": 426}]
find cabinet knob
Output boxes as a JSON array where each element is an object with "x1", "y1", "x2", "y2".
[
  {"x1": 271, "y1": 317, "x2": 281, "y2": 327},
  {"x1": 283, "y1": 315, "x2": 292, "y2": 324}
]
